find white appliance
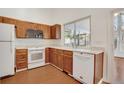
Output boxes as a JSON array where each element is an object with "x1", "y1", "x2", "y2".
[
  {"x1": 73, "y1": 51, "x2": 94, "y2": 84},
  {"x1": 0, "y1": 23, "x2": 15, "y2": 78},
  {"x1": 28, "y1": 47, "x2": 45, "y2": 69}
]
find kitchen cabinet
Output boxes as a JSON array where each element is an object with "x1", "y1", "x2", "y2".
[
  {"x1": 50, "y1": 24, "x2": 61, "y2": 39},
  {"x1": 37, "y1": 24, "x2": 51, "y2": 39},
  {"x1": 73, "y1": 52, "x2": 104, "y2": 84},
  {"x1": 0, "y1": 16, "x2": 2, "y2": 22},
  {"x1": 63, "y1": 51, "x2": 73, "y2": 75},
  {"x1": 49, "y1": 48, "x2": 54, "y2": 64},
  {"x1": 1, "y1": 16, "x2": 61, "y2": 39},
  {"x1": 16, "y1": 21, "x2": 41, "y2": 38},
  {"x1": 43, "y1": 25, "x2": 51, "y2": 39},
  {"x1": 2, "y1": 17, "x2": 17, "y2": 25},
  {"x1": 56, "y1": 49, "x2": 64, "y2": 70},
  {"x1": 52, "y1": 48, "x2": 58, "y2": 66},
  {"x1": 48, "y1": 48, "x2": 73, "y2": 74},
  {"x1": 16, "y1": 20, "x2": 27, "y2": 38},
  {"x1": 16, "y1": 49, "x2": 28, "y2": 70},
  {"x1": 45, "y1": 48, "x2": 50, "y2": 63},
  {"x1": 49, "y1": 48, "x2": 64, "y2": 70}
]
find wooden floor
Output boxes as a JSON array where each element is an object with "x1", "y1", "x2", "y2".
[
  {"x1": 1, "y1": 65, "x2": 80, "y2": 84},
  {"x1": 112, "y1": 57, "x2": 124, "y2": 84}
]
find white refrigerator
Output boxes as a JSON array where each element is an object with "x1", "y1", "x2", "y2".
[{"x1": 0, "y1": 23, "x2": 15, "y2": 77}]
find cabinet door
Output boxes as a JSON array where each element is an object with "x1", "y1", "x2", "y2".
[
  {"x1": 0, "y1": 16, "x2": 2, "y2": 23},
  {"x1": 44, "y1": 25, "x2": 51, "y2": 39},
  {"x1": 52, "y1": 49, "x2": 58, "y2": 66},
  {"x1": 57, "y1": 50, "x2": 64, "y2": 70},
  {"x1": 63, "y1": 50, "x2": 73, "y2": 75},
  {"x1": 63, "y1": 55, "x2": 73, "y2": 74},
  {"x1": 55, "y1": 24, "x2": 61, "y2": 39},
  {"x1": 16, "y1": 21, "x2": 27, "y2": 38},
  {"x1": 50, "y1": 24, "x2": 61, "y2": 39},
  {"x1": 49, "y1": 48, "x2": 54, "y2": 64},
  {"x1": 45, "y1": 48, "x2": 50, "y2": 63},
  {"x1": 50, "y1": 26, "x2": 56, "y2": 39}
]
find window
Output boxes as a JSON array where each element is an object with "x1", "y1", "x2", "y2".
[
  {"x1": 114, "y1": 13, "x2": 124, "y2": 51},
  {"x1": 64, "y1": 16, "x2": 91, "y2": 47}
]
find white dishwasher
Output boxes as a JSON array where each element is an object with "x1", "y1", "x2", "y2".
[{"x1": 73, "y1": 51, "x2": 94, "y2": 84}]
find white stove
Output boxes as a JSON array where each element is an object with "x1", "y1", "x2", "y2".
[{"x1": 28, "y1": 47, "x2": 45, "y2": 69}]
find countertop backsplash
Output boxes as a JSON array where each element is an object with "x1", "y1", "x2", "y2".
[{"x1": 15, "y1": 38, "x2": 62, "y2": 47}]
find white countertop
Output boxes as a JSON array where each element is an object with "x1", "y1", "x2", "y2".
[{"x1": 16, "y1": 45, "x2": 104, "y2": 54}]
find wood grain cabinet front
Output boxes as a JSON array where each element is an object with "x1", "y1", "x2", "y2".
[
  {"x1": 45, "y1": 48, "x2": 50, "y2": 63},
  {"x1": 50, "y1": 24, "x2": 61, "y2": 39},
  {"x1": 46, "y1": 48, "x2": 73, "y2": 74},
  {"x1": 0, "y1": 16, "x2": 2, "y2": 23},
  {"x1": 2, "y1": 17, "x2": 17, "y2": 24},
  {"x1": 16, "y1": 20, "x2": 27, "y2": 38},
  {"x1": 63, "y1": 51, "x2": 73, "y2": 75},
  {"x1": 16, "y1": 49, "x2": 28, "y2": 70},
  {"x1": 1, "y1": 16, "x2": 61, "y2": 39},
  {"x1": 56, "y1": 49, "x2": 64, "y2": 70}
]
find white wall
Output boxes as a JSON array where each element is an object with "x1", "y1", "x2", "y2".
[
  {"x1": 52, "y1": 8, "x2": 114, "y2": 83},
  {"x1": 0, "y1": 8, "x2": 53, "y2": 24}
]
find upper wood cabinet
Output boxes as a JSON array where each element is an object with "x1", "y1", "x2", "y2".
[
  {"x1": 2, "y1": 17, "x2": 17, "y2": 24},
  {"x1": 50, "y1": 24, "x2": 61, "y2": 39},
  {"x1": 36, "y1": 24, "x2": 51, "y2": 39},
  {"x1": 0, "y1": 16, "x2": 2, "y2": 23},
  {"x1": 43, "y1": 25, "x2": 51, "y2": 39},
  {"x1": 25, "y1": 21, "x2": 37, "y2": 30},
  {"x1": 1, "y1": 16, "x2": 61, "y2": 39}
]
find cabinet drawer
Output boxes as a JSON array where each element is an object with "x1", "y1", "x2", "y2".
[
  {"x1": 63, "y1": 50, "x2": 73, "y2": 56},
  {"x1": 16, "y1": 49, "x2": 27, "y2": 54},
  {"x1": 16, "y1": 62, "x2": 27, "y2": 69},
  {"x1": 16, "y1": 54, "x2": 27, "y2": 62},
  {"x1": 16, "y1": 54, "x2": 27, "y2": 59},
  {"x1": 16, "y1": 57, "x2": 27, "y2": 62}
]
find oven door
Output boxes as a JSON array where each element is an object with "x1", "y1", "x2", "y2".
[{"x1": 28, "y1": 49, "x2": 45, "y2": 63}]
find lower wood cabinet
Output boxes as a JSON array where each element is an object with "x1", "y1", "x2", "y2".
[
  {"x1": 63, "y1": 51, "x2": 73, "y2": 75},
  {"x1": 45, "y1": 48, "x2": 50, "y2": 63},
  {"x1": 47, "y1": 48, "x2": 73, "y2": 74},
  {"x1": 56, "y1": 49, "x2": 64, "y2": 70},
  {"x1": 49, "y1": 48, "x2": 55, "y2": 65},
  {"x1": 16, "y1": 49, "x2": 28, "y2": 70}
]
